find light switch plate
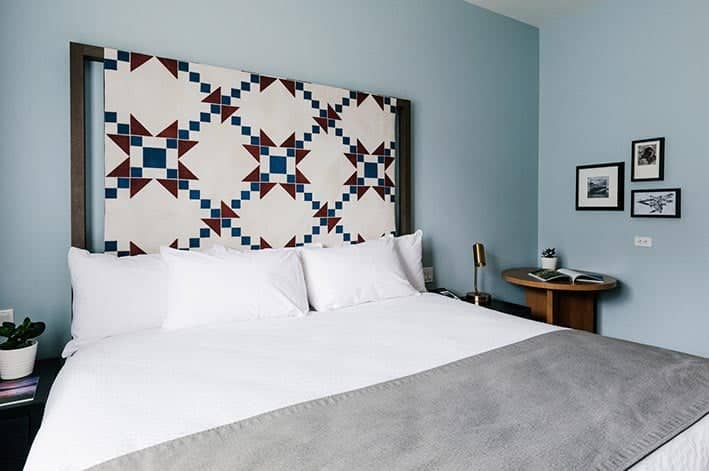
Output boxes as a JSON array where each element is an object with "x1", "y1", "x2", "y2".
[
  {"x1": 423, "y1": 266, "x2": 434, "y2": 283},
  {"x1": 634, "y1": 236, "x2": 653, "y2": 248},
  {"x1": 0, "y1": 308, "x2": 14, "y2": 324}
]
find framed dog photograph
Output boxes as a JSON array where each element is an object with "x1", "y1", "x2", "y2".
[
  {"x1": 576, "y1": 162, "x2": 625, "y2": 211},
  {"x1": 631, "y1": 137, "x2": 665, "y2": 181},
  {"x1": 631, "y1": 188, "x2": 681, "y2": 218}
]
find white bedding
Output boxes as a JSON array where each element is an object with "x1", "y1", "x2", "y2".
[{"x1": 26, "y1": 294, "x2": 708, "y2": 470}]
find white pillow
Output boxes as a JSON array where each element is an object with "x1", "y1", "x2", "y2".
[
  {"x1": 67, "y1": 247, "x2": 167, "y2": 353},
  {"x1": 300, "y1": 237, "x2": 418, "y2": 311},
  {"x1": 208, "y1": 243, "x2": 322, "y2": 256},
  {"x1": 160, "y1": 247, "x2": 308, "y2": 330},
  {"x1": 391, "y1": 230, "x2": 426, "y2": 292}
]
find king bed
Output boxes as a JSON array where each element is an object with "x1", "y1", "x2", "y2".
[
  {"x1": 22, "y1": 43, "x2": 709, "y2": 470},
  {"x1": 25, "y1": 295, "x2": 709, "y2": 470}
]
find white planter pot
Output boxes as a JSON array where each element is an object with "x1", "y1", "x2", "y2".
[
  {"x1": 0, "y1": 340, "x2": 38, "y2": 380},
  {"x1": 540, "y1": 257, "x2": 558, "y2": 270}
]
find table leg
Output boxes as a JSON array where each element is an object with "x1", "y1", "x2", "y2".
[
  {"x1": 524, "y1": 288, "x2": 597, "y2": 333},
  {"x1": 557, "y1": 292, "x2": 597, "y2": 333},
  {"x1": 545, "y1": 290, "x2": 556, "y2": 325},
  {"x1": 524, "y1": 288, "x2": 548, "y2": 324}
]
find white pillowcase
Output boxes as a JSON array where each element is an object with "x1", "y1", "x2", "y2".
[
  {"x1": 391, "y1": 230, "x2": 426, "y2": 292},
  {"x1": 66, "y1": 247, "x2": 167, "y2": 354},
  {"x1": 160, "y1": 247, "x2": 308, "y2": 330},
  {"x1": 300, "y1": 237, "x2": 418, "y2": 311},
  {"x1": 208, "y1": 243, "x2": 322, "y2": 256}
]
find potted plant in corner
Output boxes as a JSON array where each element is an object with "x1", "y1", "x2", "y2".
[
  {"x1": 0, "y1": 317, "x2": 46, "y2": 380},
  {"x1": 541, "y1": 248, "x2": 558, "y2": 270}
]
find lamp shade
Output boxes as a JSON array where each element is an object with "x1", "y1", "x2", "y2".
[{"x1": 473, "y1": 242, "x2": 486, "y2": 268}]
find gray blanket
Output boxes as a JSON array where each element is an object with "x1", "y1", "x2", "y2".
[{"x1": 90, "y1": 331, "x2": 709, "y2": 471}]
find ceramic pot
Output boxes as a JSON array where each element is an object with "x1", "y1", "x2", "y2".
[
  {"x1": 0, "y1": 340, "x2": 38, "y2": 380},
  {"x1": 540, "y1": 257, "x2": 558, "y2": 270}
]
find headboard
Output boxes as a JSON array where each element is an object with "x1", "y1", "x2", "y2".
[{"x1": 70, "y1": 43, "x2": 411, "y2": 253}]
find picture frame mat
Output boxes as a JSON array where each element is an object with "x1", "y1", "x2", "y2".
[
  {"x1": 631, "y1": 137, "x2": 665, "y2": 181},
  {"x1": 576, "y1": 162, "x2": 625, "y2": 211},
  {"x1": 631, "y1": 188, "x2": 681, "y2": 218}
]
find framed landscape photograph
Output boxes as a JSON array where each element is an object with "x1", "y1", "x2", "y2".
[
  {"x1": 576, "y1": 162, "x2": 625, "y2": 211},
  {"x1": 631, "y1": 188, "x2": 681, "y2": 218},
  {"x1": 631, "y1": 137, "x2": 665, "y2": 181}
]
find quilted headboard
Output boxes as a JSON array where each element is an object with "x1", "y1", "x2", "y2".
[{"x1": 70, "y1": 43, "x2": 411, "y2": 254}]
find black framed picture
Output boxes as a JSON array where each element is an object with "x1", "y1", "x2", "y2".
[
  {"x1": 576, "y1": 162, "x2": 625, "y2": 211},
  {"x1": 631, "y1": 137, "x2": 665, "y2": 181},
  {"x1": 631, "y1": 188, "x2": 681, "y2": 218}
]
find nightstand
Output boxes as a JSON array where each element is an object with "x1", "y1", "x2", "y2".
[
  {"x1": 0, "y1": 358, "x2": 62, "y2": 471},
  {"x1": 430, "y1": 288, "x2": 532, "y2": 320},
  {"x1": 502, "y1": 268, "x2": 617, "y2": 332},
  {"x1": 463, "y1": 296, "x2": 533, "y2": 320}
]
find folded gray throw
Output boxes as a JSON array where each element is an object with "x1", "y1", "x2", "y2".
[{"x1": 90, "y1": 330, "x2": 709, "y2": 471}]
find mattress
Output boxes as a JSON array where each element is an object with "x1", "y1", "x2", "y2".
[{"x1": 25, "y1": 294, "x2": 709, "y2": 470}]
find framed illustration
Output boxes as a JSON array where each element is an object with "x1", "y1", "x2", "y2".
[
  {"x1": 631, "y1": 137, "x2": 665, "y2": 181},
  {"x1": 576, "y1": 162, "x2": 625, "y2": 211},
  {"x1": 631, "y1": 188, "x2": 681, "y2": 218}
]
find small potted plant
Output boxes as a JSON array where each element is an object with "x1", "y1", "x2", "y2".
[
  {"x1": 0, "y1": 317, "x2": 46, "y2": 380},
  {"x1": 541, "y1": 248, "x2": 558, "y2": 270}
]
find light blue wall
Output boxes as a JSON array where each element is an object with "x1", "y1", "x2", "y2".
[
  {"x1": 539, "y1": 0, "x2": 709, "y2": 356},
  {"x1": 0, "y1": 0, "x2": 539, "y2": 358}
]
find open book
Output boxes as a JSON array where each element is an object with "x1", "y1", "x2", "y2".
[{"x1": 528, "y1": 268, "x2": 605, "y2": 284}]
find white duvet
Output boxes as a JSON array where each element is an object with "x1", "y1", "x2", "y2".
[{"x1": 26, "y1": 294, "x2": 708, "y2": 470}]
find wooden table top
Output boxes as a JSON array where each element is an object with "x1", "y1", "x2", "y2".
[{"x1": 502, "y1": 267, "x2": 617, "y2": 292}]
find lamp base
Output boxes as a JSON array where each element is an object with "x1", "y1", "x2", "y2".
[{"x1": 466, "y1": 291, "x2": 492, "y2": 306}]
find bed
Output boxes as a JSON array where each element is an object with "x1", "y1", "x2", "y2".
[
  {"x1": 25, "y1": 294, "x2": 709, "y2": 470},
  {"x1": 38, "y1": 43, "x2": 708, "y2": 470}
]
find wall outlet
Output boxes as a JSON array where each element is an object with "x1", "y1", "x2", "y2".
[
  {"x1": 634, "y1": 236, "x2": 653, "y2": 248},
  {"x1": 0, "y1": 308, "x2": 14, "y2": 324},
  {"x1": 423, "y1": 266, "x2": 434, "y2": 283}
]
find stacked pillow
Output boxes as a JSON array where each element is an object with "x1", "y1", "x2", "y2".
[
  {"x1": 66, "y1": 231, "x2": 427, "y2": 353},
  {"x1": 160, "y1": 247, "x2": 309, "y2": 330},
  {"x1": 67, "y1": 248, "x2": 167, "y2": 354},
  {"x1": 388, "y1": 230, "x2": 426, "y2": 292},
  {"x1": 300, "y1": 237, "x2": 418, "y2": 311}
]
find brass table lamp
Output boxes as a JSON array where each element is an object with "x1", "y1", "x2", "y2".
[{"x1": 467, "y1": 242, "x2": 491, "y2": 306}]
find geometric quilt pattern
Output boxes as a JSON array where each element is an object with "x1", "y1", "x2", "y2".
[{"x1": 104, "y1": 48, "x2": 397, "y2": 256}]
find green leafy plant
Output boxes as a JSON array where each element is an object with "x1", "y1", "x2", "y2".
[
  {"x1": 541, "y1": 248, "x2": 556, "y2": 258},
  {"x1": 0, "y1": 317, "x2": 46, "y2": 350}
]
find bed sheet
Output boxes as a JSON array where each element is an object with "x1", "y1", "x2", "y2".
[{"x1": 25, "y1": 294, "x2": 707, "y2": 470}]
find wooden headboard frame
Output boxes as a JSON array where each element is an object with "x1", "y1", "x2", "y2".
[{"x1": 69, "y1": 42, "x2": 411, "y2": 250}]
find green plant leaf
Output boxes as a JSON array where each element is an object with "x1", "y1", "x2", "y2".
[
  {"x1": 26, "y1": 322, "x2": 45, "y2": 338},
  {"x1": 0, "y1": 325, "x2": 14, "y2": 337},
  {"x1": 0, "y1": 317, "x2": 44, "y2": 346}
]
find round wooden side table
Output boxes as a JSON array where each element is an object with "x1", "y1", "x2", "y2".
[{"x1": 502, "y1": 268, "x2": 617, "y2": 333}]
